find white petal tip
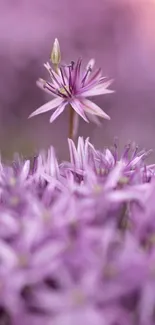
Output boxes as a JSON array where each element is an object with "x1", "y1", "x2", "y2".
[
  {"x1": 36, "y1": 78, "x2": 46, "y2": 88},
  {"x1": 87, "y1": 58, "x2": 95, "y2": 70},
  {"x1": 28, "y1": 112, "x2": 36, "y2": 119},
  {"x1": 36, "y1": 78, "x2": 44, "y2": 84},
  {"x1": 105, "y1": 89, "x2": 115, "y2": 95},
  {"x1": 105, "y1": 115, "x2": 111, "y2": 120},
  {"x1": 101, "y1": 114, "x2": 111, "y2": 120}
]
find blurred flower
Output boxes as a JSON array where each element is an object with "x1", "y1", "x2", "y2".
[
  {"x1": 0, "y1": 137, "x2": 155, "y2": 324},
  {"x1": 61, "y1": 137, "x2": 155, "y2": 185},
  {"x1": 29, "y1": 48, "x2": 113, "y2": 124}
]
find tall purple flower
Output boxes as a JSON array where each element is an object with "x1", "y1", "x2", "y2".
[{"x1": 29, "y1": 51, "x2": 113, "y2": 124}]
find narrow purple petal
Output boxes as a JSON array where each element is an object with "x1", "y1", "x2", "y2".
[
  {"x1": 86, "y1": 58, "x2": 95, "y2": 71},
  {"x1": 70, "y1": 99, "x2": 89, "y2": 122},
  {"x1": 80, "y1": 98, "x2": 110, "y2": 120},
  {"x1": 104, "y1": 161, "x2": 125, "y2": 189},
  {"x1": 83, "y1": 68, "x2": 102, "y2": 87},
  {"x1": 85, "y1": 112, "x2": 101, "y2": 126},
  {"x1": 81, "y1": 59, "x2": 95, "y2": 86},
  {"x1": 59, "y1": 67, "x2": 66, "y2": 86},
  {"x1": 50, "y1": 102, "x2": 67, "y2": 123},
  {"x1": 44, "y1": 63, "x2": 62, "y2": 88},
  {"x1": 36, "y1": 78, "x2": 58, "y2": 97},
  {"x1": 81, "y1": 80, "x2": 114, "y2": 97},
  {"x1": 79, "y1": 77, "x2": 107, "y2": 95},
  {"x1": 29, "y1": 98, "x2": 63, "y2": 118},
  {"x1": 72, "y1": 58, "x2": 82, "y2": 89},
  {"x1": 68, "y1": 138, "x2": 79, "y2": 167},
  {"x1": 32, "y1": 242, "x2": 64, "y2": 266},
  {"x1": 19, "y1": 160, "x2": 30, "y2": 182}
]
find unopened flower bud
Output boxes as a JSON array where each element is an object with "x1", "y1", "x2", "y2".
[{"x1": 50, "y1": 38, "x2": 61, "y2": 65}]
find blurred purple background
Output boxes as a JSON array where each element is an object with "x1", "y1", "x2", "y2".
[{"x1": 0, "y1": 0, "x2": 155, "y2": 161}]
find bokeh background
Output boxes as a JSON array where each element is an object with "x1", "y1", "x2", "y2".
[{"x1": 0, "y1": 0, "x2": 155, "y2": 161}]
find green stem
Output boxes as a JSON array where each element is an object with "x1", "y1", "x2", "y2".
[
  {"x1": 69, "y1": 106, "x2": 75, "y2": 139},
  {"x1": 54, "y1": 64, "x2": 59, "y2": 74}
]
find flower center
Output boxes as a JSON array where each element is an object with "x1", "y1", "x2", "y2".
[
  {"x1": 59, "y1": 85, "x2": 72, "y2": 97},
  {"x1": 9, "y1": 177, "x2": 16, "y2": 186},
  {"x1": 73, "y1": 289, "x2": 86, "y2": 306},
  {"x1": 103, "y1": 264, "x2": 117, "y2": 279},
  {"x1": 18, "y1": 254, "x2": 29, "y2": 267},
  {"x1": 10, "y1": 196, "x2": 19, "y2": 206}
]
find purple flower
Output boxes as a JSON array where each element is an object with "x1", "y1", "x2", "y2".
[
  {"x1": 29, "y1": 56, "x2": 113, "y2": 123},
  {"x1": 0, "y1": 138, "x2": 155, "y2": 324},
  {"x1": 63, "y1": 137, "x2": 155, "y2": 186}
]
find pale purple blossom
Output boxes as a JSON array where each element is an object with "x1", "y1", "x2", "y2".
[
  {"x1": 29, "y1": 56, "x2": 113, "y2": 125},
  {"x1": 0, "y1": 138, "x2": 155, "y2": 324},
  {"x1": 62, "y1": 137, "x2": 155, "y2": 186}
]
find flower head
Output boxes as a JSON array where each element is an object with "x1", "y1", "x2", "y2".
[
  {"x1": 61, "y1": 137, "x2": 155, "y2": 187},
  {"x1": 29, "y1": 40, "x2": 113, "y2": 124},
  {"x1": 0, "y1": 138, "x2": 155, "y2": 324}
]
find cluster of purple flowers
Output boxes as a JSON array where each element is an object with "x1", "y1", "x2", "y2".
[{"x1": 0, "y1": 136, "x2": 155, "y2": 325}]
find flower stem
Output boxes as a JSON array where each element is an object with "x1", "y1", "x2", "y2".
[
  {"x1": 69, "y1": 106, "x2": 75, "y2": 139},
  {"x1": 54, "y1": 64, "x2": 59, "y2": 74}
]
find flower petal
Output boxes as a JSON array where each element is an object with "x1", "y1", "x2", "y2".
[
  {"x1": 81, "y1": 59, "x2": 96, "y2": 85},
  {"x1": 72, "y1": 58, "x2": 82, "y2": 88},
  {"x1": 80, "y1": 98, "x2": 110, "y2": 120},
  {"x1": 86, "y1": 58, "x2": 95, "y2": 71},
  {"x1": 85, "y1": 112, "x2": 101, "y2": 126},
  {"x1": 81, "y1": 80, "x2": 114, "y2": 97},
  {"x1": 50, "y1": 102, "x2": 67, "y2": 123},
  {"x1": 36, "y1": 78, "x2": 58, "y2": 97},
  {"x1": 68, "y1": 138, "x2": 79, "y2": 167},
  {"x1": 70, "y1": 99, "x2": 89, "y2": 122},
  {"x1": 29, "y1": 97, "x2": 63, "y2": 118},
  {"x1": 86, "y1": 68, "x2": 102, "y2": 85}
]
